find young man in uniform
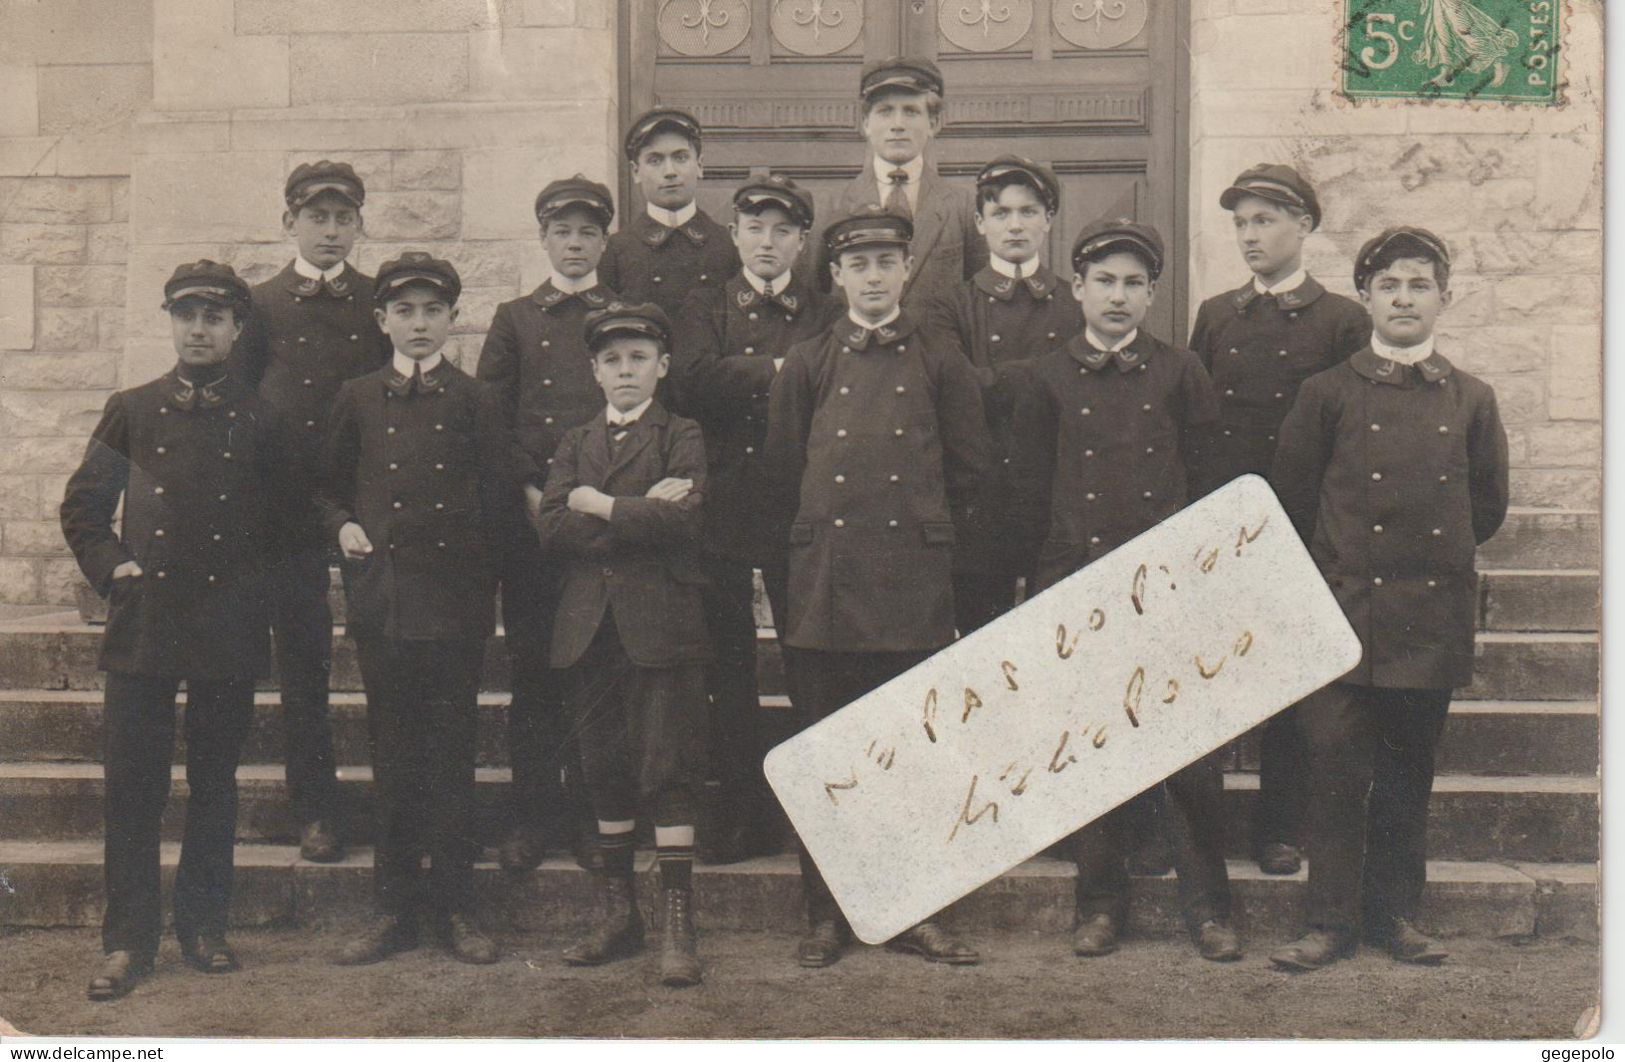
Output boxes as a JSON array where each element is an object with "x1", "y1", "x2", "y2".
[
  {"x1": 823, "y1": 58, "x2": 983, "y2": 311},
  {"x1": 1009, "y1": 220, "x2": 1239, "y2": 963},
  {"x1": 1188, "y1": 164, "x2": 1371, "y2": 876},
  {"x1": 600, "y1": 108, "x2": 736, "y2": 320},
  {"x1": 672, "y1": 174, "x2": 833, "y2": 863},
  {"x1": 766, "y1": 207, "x2": 992, "y2": 969},
  {"x1": 322, "y1": 253, "x2": 514, "y2": 967},
  {"x1": 232, "y1": 160, "x2": 393, "y2": 864},
  {"x1": 925, "y1": 155, "x2": 1082, "y2": 634},
  {"x1": 1269, "y1": 228, "x2": 1508, "y2": 972},
  {"x1": 63, "y1": 261, "x2": 288, "y2": 999},
  {"x1": 539, "y1": 302, "x2": 712, "y2": 988},
  {"x1": 477, "y1": 175, "x2": 619, "y2": 872}
]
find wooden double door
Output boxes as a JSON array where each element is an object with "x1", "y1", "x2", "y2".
[{"x1": 621, "y1": 0, "x2": 1189, "y2": 339}]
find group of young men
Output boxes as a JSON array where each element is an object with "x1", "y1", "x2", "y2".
[{"x1": 59, "y1": 56, "x2": 1509, "y2": 1002}]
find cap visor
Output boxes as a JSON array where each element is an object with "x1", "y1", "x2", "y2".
[
  {"x1": 1219, "y1": 185, "x2": 1301, "y2": 212},
  {"x1": 381, "y1": 273, "x2": 456, "y2": 297},
  {"x1": 539, "y1": 196, "x2": 610, "y2": 221},
  {"x1": 291, "y1": 181, "x2": 362, "y2": 207}
]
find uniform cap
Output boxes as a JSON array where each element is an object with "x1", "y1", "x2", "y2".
[
  {"x1": 1219, "y1": 163, "x2": 1321, "y2": 229},
  {"x1": 732, "y1": 173, "x2": 815, "y2": 229},
  {"x1": 285, "y1": 160, "x2": 365, "y2": 210},
  {"x1": 1353, "y1": 226, "x2": 1452, "y2": 290},
  {"x1": 534, "y1": 174, "x2": 615, "y2": 226},
  {"x1": 977, "y1": 154, "x2": 1060, "y2": 213},
  {"x1": 859, "y1": 56, "x2": 945, "y2": 100},
  {"x1": 162, "y1": 259, "x2": 251, "y2": 310},
  {"x1": 584, "y1": 300, "x2": 673, "y2": 351},
  {"x1": 824, "y1": 206, "x2": 913, "y2": 257},
  {"x1": 624, "y1": 107, "x2": 703, "y2": 161},
  {"x1": 1070, "y1": 218, "x2": 1165, "y2": 279},
  {"x1": 374, "y1": 251, "x2": 462, "y2": 304}
]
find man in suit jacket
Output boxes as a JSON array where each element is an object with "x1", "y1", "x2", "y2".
[
  {"x1": 539, "y1": 301, "x2": 712, "y2": 988},
  {"x1": 819, "y1": 57, "x2": 985, "y2": 311}
]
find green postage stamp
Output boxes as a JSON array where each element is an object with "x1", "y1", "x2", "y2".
[{"x1": 1342, "y1": 0, "x2": 1561, "y2": 103}]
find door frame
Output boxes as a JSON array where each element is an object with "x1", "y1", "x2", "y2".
[{"x1": 617, "y1": 0, "x2": 1193, "y2": 340}]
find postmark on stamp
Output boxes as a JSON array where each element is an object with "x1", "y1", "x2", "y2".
[{"x1": 1342, "y1": 0, "x2": 1560, "y2": 104}]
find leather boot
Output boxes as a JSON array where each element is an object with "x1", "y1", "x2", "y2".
[
  {"x1": 562, "y1": 875, "x2": 644, "y2": 966},
  {"x1": 658, "y1": 887, "x2": 702, "y2": 987},
  {"x1": 87, "y1": 950, "x2": 153, "y2": 1002},
  {"x1": 1387, "y1": 917, "x2": 1449, "y2": 965},
  {"x1": 1269, "y1": 929, "x2": 1354, "y2": 972}
]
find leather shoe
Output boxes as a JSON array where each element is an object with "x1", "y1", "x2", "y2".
[
  {"x1": 443, "y1": 912, "x2": 499, "y2": 965},
  {"x1": 499, "y1": 826, "x2": 545, "y2": 873},
  {"x1": 1269, "y1": 929, "x2": 1353, "y2": 972},
  {"x1": 563, "y1": 875, "x2": 644, "y2": 966},
  {"x1": 334, "y1": 914, "x2": 418, "y2": 966},
  {"x1": 179, "y1": 932, "x2": 240, "y2": 973},
  {"x1": 887, "y1": 920, "x2": 979, "y2": 965},
  {"x1": 1387, "y1": 918, "x2": 1448, "y2": 965},
  {"x1": 1194, "y1": 919, "x2": 1242, "y2": 962},
  {"x1": 300, "y1": 820, "x2": 344, "y2": 863},
  {"x1": 796, "y1": 920, "x2": 849, "y2": 968},
  {"x1": 1072, "y1": 913, "x2": 1118, "y2": 957},
  {"x1": 87, "y1": 950, "x2": 152, "y2": 1002},
  {"x1": 1257, "y1": 842, "x2": 1303, "y2": 876}
]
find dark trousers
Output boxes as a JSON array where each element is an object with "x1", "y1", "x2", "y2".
[
  {"x1": 1299, "y1": 683, "x2": 1452, "y2": 936},
  {"x1": 1253, "y1": 702, "x2": 1309, "y2": 849},
  {"x1": 700, "y1": 553, "x2": 779, "y2": 828},
  {"x1": 568, "y1": 619, "x2": 706, "y2": 828},
  {"x1": 354, "y1": 636, "x2": 483, "y2": 917},
  {"x1": 500, "y1": 537, "x2": 586, "y2": 841},
  {"x1": 1073, "y1": 752, "x2": 1232, "y2": 934},
  {"x1": 101, "y1": 671, "x2": 254, "y2": 959},
  {"x1": 272, "y1": 547, "x2": 339, "y2": 827},
  {"x1": 951, "y1": 569, "x2": 1022, "y2": 637},
  {"x1": 793, "y1": 648, "x2": 932, "y2": 927}
]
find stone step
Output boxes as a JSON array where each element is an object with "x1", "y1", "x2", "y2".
[
  {"x1": 1480, "y1": 570, "x2": 1598, "y2": 632},
  {"x1": 0, "y1": 842, "x2": 1595, "y2": 943},
  {"x1": 0, "y1": 763, "x2": 1598, "y2": 863},
  {"x1": 1, "y1": 691, "x2": 1595, "y2": 778},
  {"x1": 0, "y1": 619, "x2": 1598, "y2": 702},
  {"x1": 1474, "y1": 508, "x2": 1599, "y2": 571}
]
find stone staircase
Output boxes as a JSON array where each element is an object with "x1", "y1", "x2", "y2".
[{"x1": 0, "y1": 507, "x2": 1599, "y2": 941}]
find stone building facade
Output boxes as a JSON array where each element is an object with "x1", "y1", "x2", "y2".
[{"x1": 0, "y1": 0, "x2": 1601, "y2": 607}]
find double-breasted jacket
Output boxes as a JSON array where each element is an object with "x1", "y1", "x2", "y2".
[
  {"x1": 318, "y1": 360, "x2": 517, "y2": 643},
  {"x1": 764, "y1": 311, "x2": 994, "y2": 653},
  {"x1": 61, "y1": 370, "x2": 289, "y2": 679},
  {"x1": 537, "y1": 401, "x2": 712, "y2": 670},
  {"x1": 599, "y1": 209, "x2": 739, "y2": 321},
  {"x1": 1271, "y1": 348, "x2": 1509, "y2": 689}
]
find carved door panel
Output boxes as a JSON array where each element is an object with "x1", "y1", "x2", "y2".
[{"x1": 624, "y1": 0, "x2": 1188, "y2": 338}]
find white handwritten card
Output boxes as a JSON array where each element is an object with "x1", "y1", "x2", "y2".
[{"x1": 763, "y1": 475, "x2": 1363, "y2": 944}]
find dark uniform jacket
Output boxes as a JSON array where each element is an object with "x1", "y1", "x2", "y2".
[
  {"x1": 1187, "y1": 274, "x2": 1368, "y2": 494},
  {"x1": 599, "y1": 208, "x2": 738, "y2": 320},
  {"x1": 232, "y1": 261, "x2": 393, "y2": 547},
  {"x1": 820, "y1": 165, "x2": 985, "y2": 311},
  {"x1": 318, "y1": 359, "x2": 517, "y2": 643},
  {"x1": 60, "y1": 370, "x2": 289, "y2": 679},
  {"x1": 1010, "y1": 330, "x2": 1220, "y2": 593},
  {"x1": 477, "y1": 278, "x2": 617, "y2": 490},
  {"x1": 764, "y1": 311, "x2": 994, "y2": 653},
  {"x1": 672, "y1": 271, "x2": 835, "y2": 563},
  {"x1": 1271, "y1": 347, "x2": 1509, "y2": 690},
  {"x1": 538, "y1": 401, "x2": 711, "y2": 670},
  {"x1": 925, "y1": 263, "x2": 1083, "y2": 574}
]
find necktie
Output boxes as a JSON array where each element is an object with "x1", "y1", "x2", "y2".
[
  {"x1": 761, "y1": 278, "x2": 774, "y2": 299},
  {"x1": 885, "y1": 169, "x2": 911, "y2": 218},
  {"x1": 410, "y1": 365, "x2": 424, "y2": 393}
]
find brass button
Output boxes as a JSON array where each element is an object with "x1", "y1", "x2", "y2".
[
  {"x1": 1084, "y1": 449, "x2": 1094, "y2": 458},
  {"x1": 896, "y1": 386, "x2": 906, "y2": 394},
  {"x1": 888, "y1": 519, "x2": 899, "y2": 528},
  {"x1": 840, "y1": 386, "x2": 850, "y2": 395},
  {"x1": 834, "y1": 518, "x2": 845, "y2": 528},
  {"x1": 387, "y1": 426, "x2": 396, "y2": 434},
  {"x1": 842, "y1": 346, "x2": 852, "y2": 354},
  {"x1": 1090, "y1": 535, "x2": 1100, "y2": 545},
  {"x1": 1085, "y1": 492, "x2": 1096, "y2": 501},
  {"x1": 227, "y1": 411, "x2": 235, "y2": 419},
  {"x1": 218, "y1": 492, "x2": 227, "y2": 502},
  {"x1": 392, "y1": 501, "x2": 402, "y2": 510},
  {"x1": 898, "y1": 345, "x2": 906, "y2": 353},
  {"x1": 1145, "y1": 446, "x2": 1154, "y2": 454},
  {"x1": 1372, "y1": 472, "x2": 1382, "y2": 481},
  {"x1": 435, "y1": 424, "x2": 443, "y2": 431},
  {"x1": 389, "y1": 462, "x2": 398, "y2": 471},
  {"x1": 435, "y1": 463, "x2": 444, "y2": 471},
  {"x1": 889, "y1": 474, "x2": 899, "y2": 483},
  {"x1": 350, "y1": 334, "x2": 358, "y2": 341},
  {"x1": 156, "y1": 570, "x2": 166, "y2": 579},
  {"x1": 894, "y1": 428, "x2": 904, "y2": 437},
  {"x1": 212, "y1": 533, "x2": 222, "y2": 542},
  {"x1": 307, "y1": 420, "x2": 316, "y2": 428},
  {"x1": 1427, "y1": 579, "x2": 1438, "y2": 588},
  {"x1": 298, "y1": 337, "x2": 307, "y2": 344},
  {"x1": 154, "y1": 529, "x2": 165, "y2": 538},
  {"x1": 543, "y1": 378, "x2": 552, "y2": 386},
  {"x1": 1081, "y1": 407, "x2": 1091, "y2": 416},
  {"x1": 1274, "y1": 392, "x2": 1284, "y2": 400},
  {"x1": 1374, "y1": 524, "x2": 1383, "y2": 533},
  {"x1": 542, "y1": 340, "x2": 551, "y2": 348},
  {"x1": 438, "y1": 541, "x2": 446, "y2": 549},
  {"x1": 991, "y1": 334, "x2": 1001, "y2": 342},
  {"x1": 207, "y1": 574, "x2": 216, "y2": 584},
  {"x1": 435, "y1": 503, "x2": 445, "y2": 511},
  {"x1": 835, "y1": 474, "x2": 845, "y2": 484},
  {"x1": 160, "y1": 407, "x2": 169, "y2": 415},
  {"x1": 222, "y1": 452, "x2": 232, "y2": 460},
  {"x1": 545, "y1": 417, "x2": 554, "y2": 425},
  {"x1": 1439, "y1": 425, "x2": 1449, "y2": 434},
  {"x1": 836, "y1": 429, "x2": 847, "y2": 438},
  {"x1": 1224, "y1": 389, "x2": 1234, "y2": 397},
  {"x1": 745, "y1": 446, "x2": 754, "y2": 454},
  {"x1": 744, "y1": 347, "x2": 755, "y2": 355},
  {"x1": 652, "y1": 275, "x2": 663, "y2": 283},
  {"x1": 1373, "y1": 577, "x2": 1384, "y2": 586},
  {"x1": 156, "y1": 446, "x2": 166, "y2": 455},
  {"x1": 1432, "y1": 528, "x2": 1442, "y2": 537},
  {"x1": 154, "y1": 486, "x2": 164, "y2": 495},
  {"x1": 1370, "y1": 423, "x2": 1380, "y2": 432},
  {"x1": 1142, "y1": 490, "x2": 1152, "y2": 499},
  {"x1": 1439, "y1": 474, "x2": 1449, "y2": 483},
  {"x1": 1142, "y1": 403, "x2": 1152, "y2": 412},
  {"x1": 748, "y1": 312, "x2": 759, "y2": 321}
]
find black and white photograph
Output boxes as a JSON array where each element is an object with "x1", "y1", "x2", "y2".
[{"x1": 0, "y1": 0, "x2": 1606, "y2": 1043}]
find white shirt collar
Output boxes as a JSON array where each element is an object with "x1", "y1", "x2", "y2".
[
  {"x1": 1085, "y1": 326, "x2": 1138, "y2": 353},
  {"x1": 989, "y1": 254, "x2": 1036, "y2": 280},
  {"x1": 606, "y1": 397, "x2": 654, "y2": 426},
  {"x1": 550, "y1": 270, "x2": 599, "y2": 295},
  {"x1": 1370, "y1": 332, "x2": 1435, "y2": 366},
  {"x1": 646, "y1": 201, "x2": 697, "y2": 229},
  {"x1": 1253, "y1": 267, "x2": 1307, "y2": 296},
  {"x1": 294, "y1": 255, "x2": 346, "y2": 282},
  {"x1": 848, "y1": 306, "x2": 902, "y2": 332},
  {"x1": 392, "y1": 350, "x2": 444, "y2": 377},
  {"x1": 874, "y1": 154, "x2": 925, "y2": 187},
  {"x1": 744, "y1": 268, "x2": 791, "y2": 296}
]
